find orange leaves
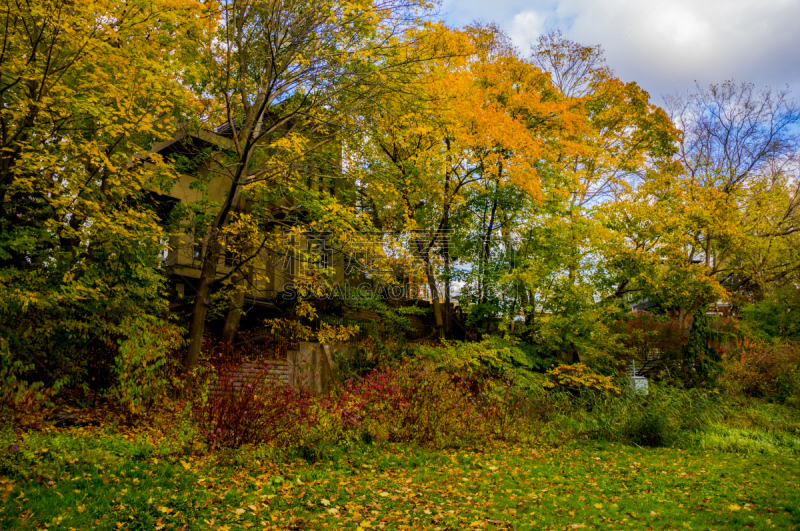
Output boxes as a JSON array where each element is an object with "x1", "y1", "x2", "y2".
[{"x1": 393, "y1": 26, "x2": 590, "y2": 202}]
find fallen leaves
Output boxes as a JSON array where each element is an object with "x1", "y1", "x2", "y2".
[{"x1": 3, "y1": 426, "x2": 800, "y2": 531}]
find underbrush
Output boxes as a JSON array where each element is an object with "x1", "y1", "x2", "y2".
[
  {"x1": 194, "y1": 365, "x2": 314, "y2": 450},
  {"x1": 154, "y1": 357, "x2": 800, "y2": 455},
  {"x1": 561, "y1": 388, "x2": 800, "y2": 454},
  {"x1": 194, "y1": 360, "x2": 541, "y2": 451},
  {"x1": 720, "y1": 339, "x2": 800, "y2": 407},
  {"x1": 11, "y1": 346, "x2": 800, "y2": 460},
  {"x1": 597, "y1": 386, "x2": 722, "y2": 447}
]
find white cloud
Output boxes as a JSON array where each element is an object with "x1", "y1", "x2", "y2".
[
  {"x1": 440, "y1": 0, "x2": 800, "y2": 103},
  {"x1": 508, "y1": 10, "x2": 546, "y2": 45}
]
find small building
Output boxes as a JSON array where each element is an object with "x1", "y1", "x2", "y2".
[{"x1": 148, "y1": 124, "x2": 347, "y2": 313}]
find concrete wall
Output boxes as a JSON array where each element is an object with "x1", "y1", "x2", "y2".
[{"x1": 287, "y1": 342, "x2": 358, "y2": 395}]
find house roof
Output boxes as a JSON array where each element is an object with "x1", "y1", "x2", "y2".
[{"x1": 150, "y1": 126, "x2": 234, "y2": 158}]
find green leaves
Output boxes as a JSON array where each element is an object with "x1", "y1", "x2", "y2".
[
  {"x1": 112, "y1": 318, "x2": 184, "y2": 417},
  {"x1": 0, "y1": 0, "x2": 205, "y2": 393}
]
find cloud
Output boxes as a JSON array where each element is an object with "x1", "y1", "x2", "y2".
[
  {"x1": 508, "y1": 10, "x2": 546, "y2": 45},
  {"x1": 439, "y1": 0, "x2": 800, "y2": 103}
]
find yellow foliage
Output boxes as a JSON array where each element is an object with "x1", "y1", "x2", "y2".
[{"x1": 543, "y1": 363, "x2": 621, "y2": 396}]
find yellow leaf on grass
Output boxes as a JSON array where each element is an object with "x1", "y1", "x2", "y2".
[
  {"x1": 232, "y1": 508, "x2": 245, "y2": 515},
  {"x1": 729, "y1": 504, "x2": 741, "y2": 512}
]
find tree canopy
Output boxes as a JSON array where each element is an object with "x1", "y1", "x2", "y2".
[{"x1": 2, "y1": 1, "x2": 799, "y2": 394}]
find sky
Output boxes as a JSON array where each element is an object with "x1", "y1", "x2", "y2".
[{"x1": 439, "y1": 0, "x2": 800, "y2": 105}]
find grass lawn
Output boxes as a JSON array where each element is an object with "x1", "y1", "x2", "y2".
[{"x1": 1, "y1": 426, "x2": 798, "y2": 530}]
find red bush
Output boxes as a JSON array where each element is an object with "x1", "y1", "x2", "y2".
[
  {"x1": 194, "y1": 360, "x2": 540, "y2": 450},
  {"x1": 319, "y1": 364, "x2": 533, "y2": 447},
  {"x1": 194, "y1": 365, "x2": 314, "y2": 450}
]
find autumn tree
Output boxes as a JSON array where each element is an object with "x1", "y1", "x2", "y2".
[
  {"x1": 473, "y1": 32, "x2": 679, "y2": 364},
  {"x1": 665, "y1": 83, "x2": 800, "y2": 310},
  {"x1": 172, "y1": 0, "x2": 436, "y2": 369},
  {"x1": 0, "y1": 0, "x2": 206, "y2": 388},
  {"x1": 529, "y1": 29, "x2": 609, "y2": 98},
  {"x1": 355, "y1": 25, "x2": 585, "y2": 337},
  {"x1": 605, "y1": 82, "x2": 800, "y2": 327}
]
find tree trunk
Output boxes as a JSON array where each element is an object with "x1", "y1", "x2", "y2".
[
  {"x1": 182, "y1": 95, "x2": 265, "y2": 370},
  {"x1": 220, "y1": 267, "x2": 248, "y2": 349},
  {"x1": 421, "y1": 254, "x2": 444, "y2": 339},
  {"x1": 220, "y1": 192, "x2": 250, "y2": 349},
  {"x1": 184, "y1": 230, "x2": 222, "y2": 370},
  {"x1": 522, "y1": 288, "x2": 536, "y2": 342},
  {"x1": 482, "y1": 193, "x2": 498, "y2": 303},
  {"x1": 568, "y1": 209, "x2": 577, "y2": 283},
  {"x1": 442, "y1": 210, "x2": 451, "y2": 338}
]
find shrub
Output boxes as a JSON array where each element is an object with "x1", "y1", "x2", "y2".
[
  {"x1": 683, "y1": 311, "x2": 723, "y2": 386},
  {"x1": 543, "y1": 363, "x2": 621, "y2": 396},
  {"x1": 0, "y1": 339, "x2": 56, "y2": 427},
  {"x1": 333, "y1": 342, "x2": 412, "y2": 381},
  {"x1": 740, "y1": 285, "x2": 800, "y2": 342},
  {"x1": 721, "y1": 339, "x2": 800, "y2": 404},
  {"x1": 193, "y1": 364, "x2": 314, "y2": 450},
  {"x1": 477, "y1": 377, "x2": 545, "y2": 442},
  {"x1": 111, "y1": 318, "x2": 183, "y2": 417},
  {"x1": 418, "y1": 337, "x2": 541, "y2": 388},
  {"x1": 318, "y1": 365, "x2": 479, "y2": 447},
  {"x1": 0, "y1": 360, "x2": 54, "y2": 428},
  {"x1": 316, "y1": 362, "x2": 539, "y2": 448}
]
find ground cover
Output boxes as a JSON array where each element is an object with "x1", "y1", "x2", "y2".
[{"x1": 1, "y1": 424, "x2": 798, "y2": 531}]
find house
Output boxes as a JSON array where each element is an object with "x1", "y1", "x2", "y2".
[{"x1": 147, "y1": 124, "x2": 348, "y2": 317}]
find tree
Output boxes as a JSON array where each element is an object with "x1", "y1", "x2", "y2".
[
  {"x1": 622, "y1": 82, "x2": 800, "y2": 325},
  {"x1": 529, "y1": 29, "x2": 609, "y2": 98},
  {"x1": 355, "y1": 25, "x2": 584, "y2": 337},
  {"x1": 175, "y1": 0, "x2": 435, "y2": 370},
  {"x1": 0, "y1": 0, "x2": 205, "y2": 387},
  {"x1": 483, "y1": 33, "x2": 678, "y2": 364}
]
